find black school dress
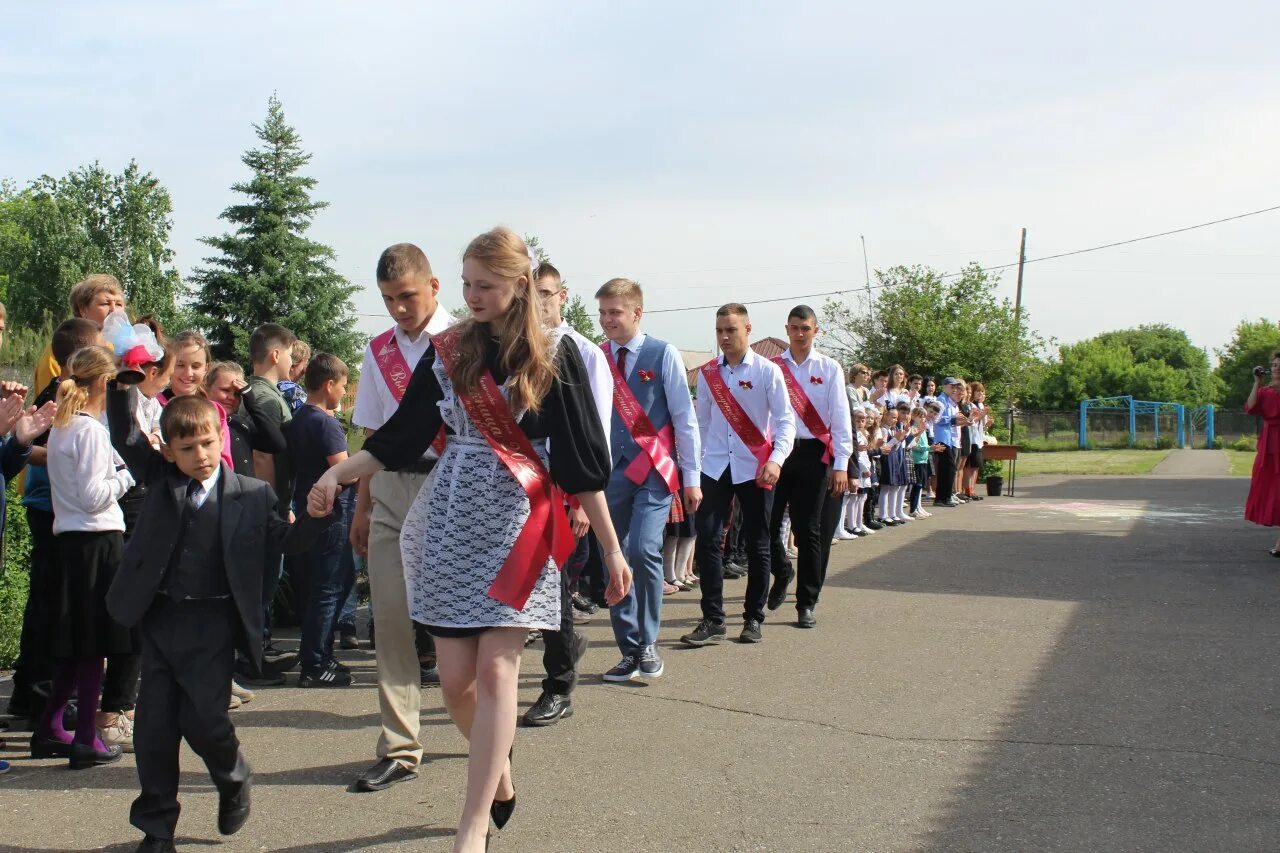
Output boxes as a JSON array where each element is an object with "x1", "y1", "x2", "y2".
[{"x1": 364, "y1": 328, "x2": 609, "y2": 636}]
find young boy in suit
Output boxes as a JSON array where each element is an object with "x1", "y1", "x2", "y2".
[{"x1": 106, "y1": 394, "x2": 307, "y2": 853}]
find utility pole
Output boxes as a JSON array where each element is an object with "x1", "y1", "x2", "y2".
[
  {"x1": 1007, "y1": 227, "x2": 1027, "y2": 456},
  {"x1": 860, "y1": 234, "x2": 873, "y2": 324}
]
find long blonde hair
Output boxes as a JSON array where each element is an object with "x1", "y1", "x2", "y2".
[
  {"x1": 54, "y1": 345, "x2": 117, "y2": 428},
  {"x1": 447, "y1": 227, "x2": 556, "y2": 414}
]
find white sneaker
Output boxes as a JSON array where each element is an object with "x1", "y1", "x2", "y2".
[
  {"x1": 896, "y1": 514, "x2": 911, "y2": 523},
  {"x1": 834, "y1": 527, "x2": 859, "y2": 541},
  {"x1": 98, "y1": 712, "x2": 135, "y2": 753},
  {"x1": 230, "y1": 681, "x2": 255, "y2": 704}
]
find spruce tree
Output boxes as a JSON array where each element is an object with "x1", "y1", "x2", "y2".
[{"x1": 191, "y1": 95, "x2": 362, "y2": 365}]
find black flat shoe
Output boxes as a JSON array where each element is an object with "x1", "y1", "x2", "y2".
[
  {"x1": 354, "y1": 758, "x2": 417, "y2": 792},
  {"x1": 30, "y1": 734, "x2": 73, "y2": 759},
  {"x1": 218, "y1": 775, "x2": 251, "y2": 835},
  {"x1": 135, "y1": 835, "x2": 176, "y2": 852},
  {"x1": 491, "y1": 749, "x2": 516, "y2": 830},
  {"x1": 522, "y1": 691, "x2": 572, "y2": 727},
  {"x1": 69, "y1": 740, "x2": 123, "y2": 769}
]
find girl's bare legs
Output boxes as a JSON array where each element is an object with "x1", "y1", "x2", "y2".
[{"x1": 437, "y1": 628, "x2": 524, "y2": 853}]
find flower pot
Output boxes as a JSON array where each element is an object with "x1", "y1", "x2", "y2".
[{"x1": 985, "y1": 476, "x2": 1004, "y2": 497}]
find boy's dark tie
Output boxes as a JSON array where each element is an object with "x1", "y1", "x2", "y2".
[
  {"x1": 186, "y1": 478, "x2": 202, "y2": 514},
  {"x1": 617, "y1": 346, "x2": 628, "y2": 377}
]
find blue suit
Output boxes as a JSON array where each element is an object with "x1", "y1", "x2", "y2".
[{"x1": 605, "y1": 335, "x2": 699, "y2": 655}]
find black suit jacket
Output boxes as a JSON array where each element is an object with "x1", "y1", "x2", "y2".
[{"x1": 104, "y1": 386, "x2": 308, "y2": 666}]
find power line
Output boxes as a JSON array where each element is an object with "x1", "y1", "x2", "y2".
[{"x1": 643, "y1": 203, "x2": 1280, "y2": 315}]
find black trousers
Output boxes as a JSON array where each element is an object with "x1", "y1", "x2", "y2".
[
  {"x1": 695, "y1": 469, "x2": 774, "y2": 625},
  {"x1": 131, "y1": 597, "x2": 249, "y2": 840},
  {"x1": 934, "y1": 446, "x2": 960, "y2": 503},
  {"x1": 541, "y1": 534, "x2": 591, "y2": 696},
  {"x1": 769, "y1": 439, "x2": 834, "y2": 610},
  {"x1": 11, "y1": 507, "x2": 56, "y2": 711}
]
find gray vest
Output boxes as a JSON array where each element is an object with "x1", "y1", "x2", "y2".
[
  {"x1": 610, "y1": 336, "x2": 674, "y2": 468},
  {"x1": 162, "y1": 480, "x2": 229, "y2": 600}
]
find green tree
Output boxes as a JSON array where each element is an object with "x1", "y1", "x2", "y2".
[
  {"x1": 191, "y1": 95, "x2": 362, "y2": 365},
  {"x1": 1033, "y1": 324, "x2": 1220, "y2": 409},
  {"x1": 0, "y1": 164, "x2": 185, "y2": 328},
  {"x1": 1215, "y1": 319, "x2": 1280, "y2": 407},
  {"x1": 821, "y1": 263, "x2": 1045, "y2": 405},
  {"x1": 524, "y1": 233, "x2": 602, "y2": 343}
]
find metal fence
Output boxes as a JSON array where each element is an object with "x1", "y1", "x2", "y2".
[{"x1": 1003, "y1": 408, "x2": 1259, "y2": 450}]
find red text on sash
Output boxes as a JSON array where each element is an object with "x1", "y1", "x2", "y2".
[{"x1": 373, "y1": 327, "x2": 447, "y2": 456}]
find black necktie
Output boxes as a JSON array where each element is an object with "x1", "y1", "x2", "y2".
[
  {"x1": 186, "y1": 478, "x2": 203, "y2": 515},
  {"x1": 617, "y1": 346, "x2": 628, "y2": 377}
]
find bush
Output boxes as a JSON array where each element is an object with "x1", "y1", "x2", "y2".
[
  {"x1": 980, "y1": 459, "x2": 1004, "y2": 479},
  {"x1": 1231, "y1": 435, "x2": 1258, "y2": 453},
  {"x1": 0, "y1": 484, "x2": 32, "y2": 669},
  {"x1": 1153, "y1": 435, "x2": 1175, "y2": 450}
]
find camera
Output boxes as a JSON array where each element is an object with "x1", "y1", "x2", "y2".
[{"x1": 1255, "y1": 366, "x2": 1272, "y2": 378}]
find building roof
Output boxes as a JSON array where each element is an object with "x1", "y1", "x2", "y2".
[{"x1": 683, "y1": 337, "x2": 789, "y2": 384}]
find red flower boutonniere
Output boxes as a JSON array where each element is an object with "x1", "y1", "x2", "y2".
[
  {"x1": 738, "y1": 380, "x2": 754, "y2": 390},
  {"x1": 638, "y1": 369, "x2": 656, "y2": 382},
  {"x1": 809, "y1": 375, "x2": 824, "y2": 385}
]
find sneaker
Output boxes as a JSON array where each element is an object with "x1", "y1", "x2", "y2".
[
  {"x1": 420, "y1": 663, "x2": 441, "y2": 687},
  {"x1": 298, "y1": 667, "x2": 354, "y2": 688},
  {"x1": 97, "y1": 712, "x2": 134, "y2": 753},
  {"x1": 328, "y1": 659, "x2": 352, "y2": 674},
  {"x1": 524, "y1": 629, "x2": 542, "y2": 647},
  {"x1": 228, "y1": 693, "x2": 243, "y2": 711},
  {"x1": 0, "y1": 759, "x2": 9, "y2": 774},
  {"x1": 910, "y1": 510, "x2": 928, "y2": 520},
  {"x1": 723, "y1": 563, "x2": 746, "y2": 579},
  {"x1": 230, "y1": 681, "x2": 255, "y2": 704},
  {"x1": 571, "y1": 593, "x2": 599, "y2": 616},
  {"x1": 637, "y1": 645, "x2": 664, "y2": 678},
  {"x1": 338, "y1": 630, "x2": 360, "y2": 650},
  {"x1": 834, "y1": 527, "x2": 859, "y2": 541},
  {"x1": 680, "y1": 619, "x2": 727, "y2": 647},
  {"x1": 602, "y1": 654, "x2": 640, "y2": 682},
  {"x1": 738, "y1": 620, "x2": 763, "y2": 644}
]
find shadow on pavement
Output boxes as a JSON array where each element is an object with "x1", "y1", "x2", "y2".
[{"x1": 833, "y1": 476, "x2": 1280, "y2": 850}]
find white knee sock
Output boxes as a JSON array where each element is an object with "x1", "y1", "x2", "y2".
[
  {"x1": 853, "y1": 492, "x2": 868, "y2": 530},
  {"x1": 675, "y1": 537, "x2": 696, "y2": 579},
  {"x1": 662, "y1": 536, "x2": 678, "y2": 582}
]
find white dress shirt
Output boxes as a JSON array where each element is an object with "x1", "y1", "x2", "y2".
[
  {"x1": 777, "y1": 347, "x2": 854, "y2": 471},
  {"x1": 353, "y1": 309, "x2": 456, "y2": 460},
  {"x1": 188, "y1": 465, "x2": 221, "y2": 510},
  {"x1": 695, "y1": 349, "x2": 795, "y2": 485},
  {"x1": 559, "y1": 324, "x2": 613, "y2": 457},
  {"x1": 605, "y1": 333, "x2": 701, "y2": 483}
]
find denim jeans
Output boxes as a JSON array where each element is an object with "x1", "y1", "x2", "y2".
[
  {"x1": 606, "y1": 467, "x2": 675, "y2": 655},
  {"x1": 298, "y1": 519, "x2": 353, "y2": 676},
  {"x1": 335, "y1": 505, "x2": 359, "y2": 636}
]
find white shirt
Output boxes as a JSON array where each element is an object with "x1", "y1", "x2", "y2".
[
  {"x1": 605, "y1": 333, "x2": 701, "y2": 483},
  {"x1": 353, "y1": 310, "x2": 456, "y2": 459},
  {"x1": 136, "y1": 393, "x2": 163, "y2": 437},
  {"x1": 558, "y1": 323, "x2": 614, "y2": 457},
  {"x1": 188, "y1": 465, "x2": 221, "y2": 510},
  {"x1": 778, "y1": 347, "x2": 854, "y2": 471},
  {"x1": 695, "y1": 349, "x2": 796, "y2": 484},
  {"x1": 48, "y1": 413, "x2": 135, "y2": 535}
]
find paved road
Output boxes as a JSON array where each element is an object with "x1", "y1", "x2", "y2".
[
  {"x1": 2, "y1": 472, "x2": 1275, "y2": 852},
  {"x1": 1152, "y1": 448, "x2": 1228, "y2": 476}
]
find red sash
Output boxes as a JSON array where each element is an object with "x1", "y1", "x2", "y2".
[
  {"x1": 771, "y1": 355, "x2": 833, "y2": 464},
  {"x1": 700, "y1": 359, "x2": 773, "y2": 485},
  {"x1": 372, "y1": 327, "x2": 447, "y2": 456},
  {"x1": 601, "y1": 343, "x2": 684, "y2": 523},
  {"x1": 433, "y1": 331, "x2": 575, "y2": 610}
]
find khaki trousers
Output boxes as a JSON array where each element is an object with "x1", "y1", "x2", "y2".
[{"x1": 368, "y1": 469, "x2": 429, "y2": 769}]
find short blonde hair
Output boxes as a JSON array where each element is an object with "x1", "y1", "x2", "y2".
[
  {"x1": 595, "y1": 278, "x2": 644, "y2": 308},
  {"x1": 291, "y1": 339, "x2": 312, "y2": 366},
  {"x1": 204, "y1": 361, "x2": 245, "y2": 392},
  {"x1": 68, "y1": 274, "x2": 124, "y2": 317}
]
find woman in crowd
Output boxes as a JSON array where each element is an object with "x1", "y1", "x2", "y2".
[{"x1": 1245, "y1": 351, "x2": 1280, "y2": 556}]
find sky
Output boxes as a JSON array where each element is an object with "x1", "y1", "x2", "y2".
[{"x1": 3, "y1": 2, "x2": 1278, "y2": 361}]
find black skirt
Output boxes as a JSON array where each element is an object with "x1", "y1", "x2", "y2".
[{"x1": 50, "y1": 531, "x2": 136, "y2": 659}]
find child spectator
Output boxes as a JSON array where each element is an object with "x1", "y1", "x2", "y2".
[
  {"x1": 278, "y1": 339, "x2": 312, "y2": 412},
  {"x1": 8, "y1": 318, "x2": 102, "y2": 723},
  {"x1": 286, "y1": 353, "x2": 355, "y2": 687},
  {"x1": 36, "y1": 345, "x2": 136, "y2": 769},
  {"x1": 908, "y1": 407, "x2": 933, "y2": 518},
  {"x1": 204, "y1": 362, "x2": 288, "y2": 478},
  {"x1": 105, "y1": 394, "x2": 308, "y2": 850}
]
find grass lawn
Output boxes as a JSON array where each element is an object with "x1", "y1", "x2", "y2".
[
  {"x1": 1225, "y1": 449, "x2": 1255, "y2": 477},
  {"x1": 1014, "y1": 449, "x2": 1172, "y2": 476}
]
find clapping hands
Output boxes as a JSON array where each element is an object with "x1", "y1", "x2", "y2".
[{"x1": 0, "y1": 397, "x2": 57, "y2": 445}]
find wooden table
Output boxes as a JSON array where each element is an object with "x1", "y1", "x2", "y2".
[{"x1": 983, "y1": 444, "x2": 1020, "y2": 496}]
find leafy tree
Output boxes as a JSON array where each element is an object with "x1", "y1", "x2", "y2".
[
  {"x1": 525, "y1": 233, "x2": 602, "y2": 343},
  {"x1": 0, "y1": 164, "x2": 184, "y2": 328},
  {"x1": 1215, "y1": 319, "x2": 1280, "y2": 407},
  {"x1": 191, "y1": 95, "x2": 362, "y2": 365},
  {"x1": 821, "y1": 263, "x2": 1045, "y2": 405},
  {"x1": 1033, "y1": 324, "x2": 1220, "y2": 409}
]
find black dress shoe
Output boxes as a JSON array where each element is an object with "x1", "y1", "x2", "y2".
[
  {"x1": 490, "y1": 748, "x2": 515, "y2": 829},
  {"x1": 722, "y1": 563, "x2": 746, "y2": 579},
  {"x1": 136, "y1": 835, "x2": 176, "y2": 852},
  {"x1": 218, "y1": 776, "x2": 251, "y2": 835},
  {"x1": 522, "y1": 692, "x2": 573, "y2": 727},
  {"x1": 766, "y1": 567, "x2": 794, "y2": 611},
  {"x1": 69, "y1": 740, "x2": 123, "y2": 769},
  {"x1": 30, "y1": 734, "x2": 73, "y2": 759},
  {"x1": 355, "y1": 758, "x2": 417, "y2": 792},
  {"x1": 797, "y1": 608, "x2": 816, "y2": 629}
]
